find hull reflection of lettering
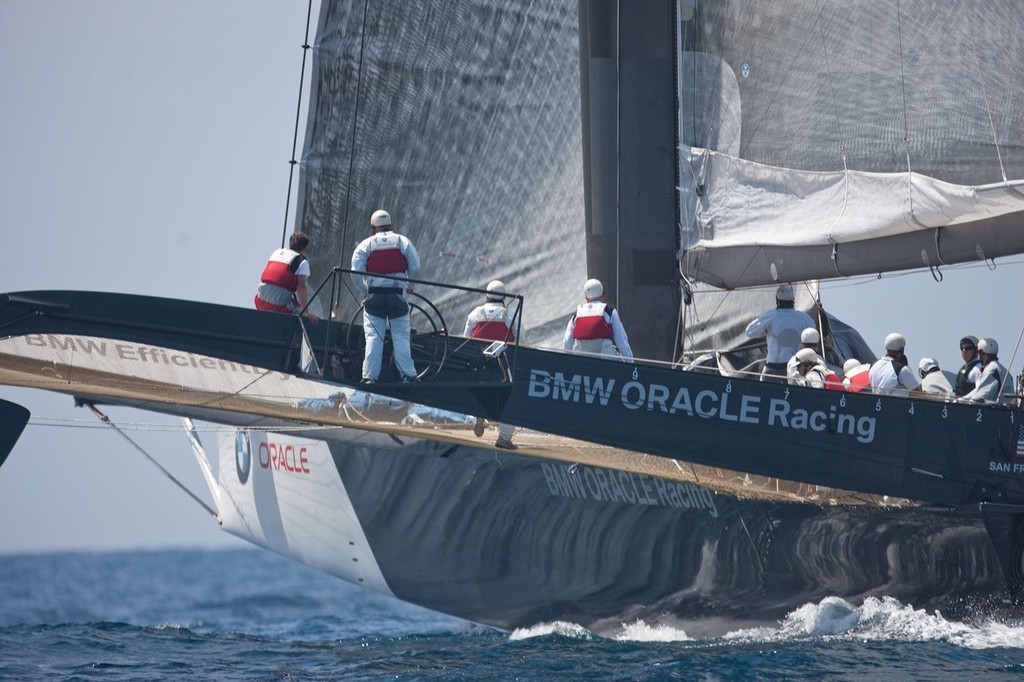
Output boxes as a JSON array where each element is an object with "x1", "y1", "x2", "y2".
[{"x1": 541, "y1": 463, "x2": 718, "y2": 517}]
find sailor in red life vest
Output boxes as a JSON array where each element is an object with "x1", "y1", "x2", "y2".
[
  {"x1": 351, "y1": 209, "x2": 421, "y2": 383},
  {"x1": 464, "y1": 280, "x2": 517, "y2": 450},
  {"x1": 463, "y1": 280, "x2": 516, "y2": 343},
  {"x1": 842, "y1": 358, "x2": 871, "y2": 393},
  {"x1": 254, "y1": 231, "x2": 319, "y2": 322},
  {"x1": 562, "y1": 278, "x2": 633, "y2": 362}
]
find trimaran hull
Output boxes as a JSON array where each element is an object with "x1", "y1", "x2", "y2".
[{"x1": 1, "y1": 290, "x2": 1021, "y2": 631}]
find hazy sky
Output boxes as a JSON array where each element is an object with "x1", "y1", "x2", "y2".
[{"x1": 1, "y1": 0, "x2": 1021, "y2": 554}]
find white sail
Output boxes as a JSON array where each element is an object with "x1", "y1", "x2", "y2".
[{"x1": 677, "y1": 1, "x2": 1024, "y2": 288}]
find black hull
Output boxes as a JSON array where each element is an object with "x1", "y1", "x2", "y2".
[
  {"x1": 329, "y1": 437, "x2": 1009, "y2": 631},
  {"x1": 0, "y1": 398, "x2": 31, "y2": 469}
]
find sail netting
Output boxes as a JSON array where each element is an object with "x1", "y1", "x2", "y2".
[
  {"x1": 296, "y1": 0, "x2": 586, "y2": 345},
  {"x1": 677, "y1": 0, "x2": 1024, "y2": 288}
]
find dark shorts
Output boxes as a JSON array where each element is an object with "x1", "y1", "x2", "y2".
[{"x1": 365, "y1": 292, "x2": 409, "y2": 319}]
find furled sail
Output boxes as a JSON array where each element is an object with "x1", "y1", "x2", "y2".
[
  {"x1": 678, "y1": 1, "x2": 1024, "y2": 289},
  {"x1": 296, "y1": 1, "x2": 587, "y2": 343}
]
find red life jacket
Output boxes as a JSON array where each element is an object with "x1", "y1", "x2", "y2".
[
  {"x1": 824, "y1": 372, "x2": 844, "y2": 391},
  {"x1": 471, "y1": 320, "x2": 515, "y2": 342},
  {"x1": 260, "y1": 249, "x2": 305, "y2": 292},
  {"x1": 574, "y1": 302, "x2": 614, "y2": 340},
  {"x1": 366, "y1": 232, "x2": 409, "y2": 275},
  {"x1": 848, "y1": 367, "x2": 871, "y2": 393}
]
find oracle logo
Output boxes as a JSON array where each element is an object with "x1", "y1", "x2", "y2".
[{"x1": 258, "y1": 441, "x2": 311, "y2": 475}]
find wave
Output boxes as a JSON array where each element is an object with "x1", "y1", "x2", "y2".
[{"x1": 511, "y1": 596, "x2": 1024, "y2": 649}]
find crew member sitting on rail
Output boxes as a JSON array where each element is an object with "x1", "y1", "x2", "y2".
[
  {"x1": 868, "y1": 332, "x2": 920, "y2": 396},
  {"x1": 917, "y1": 357, "x2": 954, "y2": 398},
  {"x1": 961, "y1": 338, "x2": 1015, "y2": 404},
  {"x1": 842, "y1": 358, "x2": 871, "y2": 393},
  {"x1": 793, "y1": 348, "x2": 831, "y2": 388},
  {"x1": 563, "y1": 278, "x2": 633, "y2": 362},
  {"x1": 786, "y1": 327, "x2": 824, "y2": 383},
  {"x1": 954, "y1": 335, "x2": 983, "y2": 397},
  {"x1": 255, "y1": 231, "x2": 319, "y2": 322}
]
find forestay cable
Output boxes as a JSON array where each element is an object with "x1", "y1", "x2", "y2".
[{"x1": 85, "y1": 403, "x2": 220, "y2": 522}]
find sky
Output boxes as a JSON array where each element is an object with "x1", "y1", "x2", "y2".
[{"x1": 0, "y1": 0, "x2": 1021, "y2": 554}]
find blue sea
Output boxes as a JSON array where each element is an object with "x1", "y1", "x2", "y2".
[{"x1": 1, "y1": 549, "x2": 1022, "y2": 680}]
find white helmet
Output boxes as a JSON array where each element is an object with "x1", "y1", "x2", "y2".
[
  {"x1": 370, "y1": 209, "x2": 392, "y2": 227},
  {"x1": 583, "y1": 278, "x2": 603, "y2": 300},
  {"x1": 843, "y1": 358, "x2": 861, "y2": 375},
  {"x1": 978, "y1": 338, "x2": 999, "y2": 355},
  {"x1": 486, "y1": 280, "x2": 507, "y2": 300},
  {"x1": 775, "y1": 284, "x2": 795, "y2": 302},
  {"x1": 884, "y1": 332, "x2": 906, "y2": 351},
  {"x1": 800, "y1": 327, "x2": 820, "y2": 344},
  {"x1": 795, "y1": 348, "x2": 818, "y2": 365}
]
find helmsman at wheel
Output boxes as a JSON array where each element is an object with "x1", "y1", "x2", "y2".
[
  {"x1": 563, "y1": 278, "x2": 633, "y2": 362},
  {"x1": 351, "y1": 209, "x2": 421, "y2": 383}
]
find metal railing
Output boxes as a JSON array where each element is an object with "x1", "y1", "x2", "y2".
[{"x1": 297, "y1": 267, "x2": 524, "y2": 383}]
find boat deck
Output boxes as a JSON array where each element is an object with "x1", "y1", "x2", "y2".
[{"x1": 0, "y1": 335, "x2": 912, "y2": 508}]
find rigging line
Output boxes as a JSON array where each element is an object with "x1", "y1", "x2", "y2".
[
  {"x1": 85, "y1": 403, "x2": 220, "y2": 522},
  {"x1": 338, "y1": 0, "x2": 372, "y2": 268},
  {"x1": 812, "y1": 0, "x2": 851, "y2": 261},
  {"x1": 895, "y1": 0, "x2": 918, "y2": 225},
  {"x1": 614, "y1": 0, "x2": 621, "y2": 308},
  {"x1": 280, "y1": 0, "x2": 316, "y2": 249},
  {"x1": 962, "y1": 5, "x2": 1009, "y2": 184}
]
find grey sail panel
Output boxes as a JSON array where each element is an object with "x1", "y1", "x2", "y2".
[
  {"x1": 296, "y1": 1, "x2": 587, "y2": 344},
  {"x1": 678, "y1": 0, "x2": 1024, "y2": 288}
]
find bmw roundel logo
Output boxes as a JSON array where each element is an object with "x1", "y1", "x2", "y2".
[{"x1": 235, "y1": 431, "x2": 251, "y2": 484}]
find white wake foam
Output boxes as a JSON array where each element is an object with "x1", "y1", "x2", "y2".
[
  {"x1": 509, "y1": 621, "x2": 594, "y2": 641},
  {"x1": 724, "y1": 596, "x2": 1024, "y2": 650}
]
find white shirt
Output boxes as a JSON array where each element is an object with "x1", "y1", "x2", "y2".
[
  {"x1": 869, "y1": 356, "x2": 920, "y2": 395},
  {"x1": 745, "y1": 307, "x2": 816, "y2": 364}
]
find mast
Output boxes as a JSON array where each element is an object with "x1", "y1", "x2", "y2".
[{"x1": 578, "y1": 1, "x2": 680, "y2": 361}]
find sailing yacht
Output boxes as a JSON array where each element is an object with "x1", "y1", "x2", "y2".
[{"x1": 2, "y1": 0, "x2": 1022, "y2": 633}]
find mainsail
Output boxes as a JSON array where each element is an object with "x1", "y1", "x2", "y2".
[
  {"x1": 296, "y1": 1, "x2": 587, "y2": 344},
  {"x1": 677, "y1": 1, "x2": 1024, "y2": 289}
]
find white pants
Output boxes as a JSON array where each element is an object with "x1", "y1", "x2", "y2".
[{"x1": 362, "y1": 309, "x2": 416, "y2": 381}]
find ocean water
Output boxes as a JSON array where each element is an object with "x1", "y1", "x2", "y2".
[{"x1": 1, "y1": 549, "x2": 1022, "y2": 680}]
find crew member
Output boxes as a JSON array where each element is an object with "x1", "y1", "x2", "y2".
[
  {"x1": 962, "y1": 338, "x2": 1015, "y2": 404},
  {"x1": 793, "y1": 348, "x2": 830, "y2": 388},
  {"x1": 351, "y1": 209, "x2": 421, "y2": 383},
  {"x1": 868, "y1": 332, "x2": 920, "y2": 395},
  {"x1": 745, "y1": 284, "x2": 815, "y2": 382},
  {"x1": 465, "y1": 280, "x2": 517, "y2": 450},
  {"x1": 786, "y1": 327, "x2": 824, "y2": 383},
  {"x1": 563, "y1": 278, "x2": 633, "y2": 362},
  {"x1": 917, "y1": 357, "x2": 954, "y2": 397},
  {"x1": 954, "y1": 336, "x2": 983, "y2": 397},
  {"x1": 463, "y1": 280, "x2": 516, "y2": 342},
  {"x1": 255, "y1": 231, "x2": 319, "y2": 322},
  {"x1": 842, "y1": 358, "x2": 871, "y2": 393}
]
